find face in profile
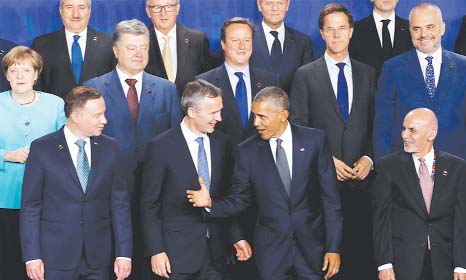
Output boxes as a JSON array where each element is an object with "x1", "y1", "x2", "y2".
[
  {"x1": 320, "y1": 12, "x2": 353, "y2": 58},
  {"x1": 222, "y1": 23, "x2": 253, "y2": 70},
  {"x1": 74, "y1": 97, "x2": 107, "y2": 137},
  {"x1": 401, "y1": 113, "x2": 436, "y2": 156},
  {"x1": 252, "y1": 99, "x2": 288, "y2": 140},
  {"x1": 146, "y1": 0, "x2": 180, "y2": 35},
  {"x1": 409, "y1": 6, "x2": 445, "y2": 55},
  {"x1": 188, "y1": 95, "x2": 223, "y2": 135},
  {"x1": 113, "y1": 34, "x2": 150, "y2": 76},
  {"x1": 59, "y1": 0, "x2": 91, "y2": 33},
  {"x1": 257, "y1": 0, "x2": 290, "y2": 28},
  {"x1": 6, "y1": 61, "x2": 39, "y2": 94}
]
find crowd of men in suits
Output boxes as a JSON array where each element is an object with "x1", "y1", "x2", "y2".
[{"x1": 1, "y1": 0, "x2": 466, "y2": 279}]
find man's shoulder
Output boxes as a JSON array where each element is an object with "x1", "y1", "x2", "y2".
[
  {"x1": 437, "y1": 150, "x2": 466, "y2": 166},
  {"x1": 31, "y1": 129, "x2": 63, "y2": 148},
  {"x1": 177, "y1": 23, "x2": 207, "y2": 39},
  {"x1": 284, "y1": 25, "x2": 311, "y2": 42},
  {"x1": 143, "y1": 71, "x2": 177, "y2": 89},
  {"x1": 196, "y1": 65, "x2": 223, "y2": 80},
  {"x1": 32, "y1": 29, "x2": 64, "y2": 48},
  {"x1": 84, "y1": 70, "x2": 115, "y2": 88},
  {"x1": 87, "y1": 27, "x2": 113, "y2": 45},
  {"x1": 0, "y1": 38, "x2": 16, "y2": 50},
  {"x1": 295, "y1": 57, "x2": 324, "y2": 73}
]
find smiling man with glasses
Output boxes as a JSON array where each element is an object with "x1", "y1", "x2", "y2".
[{"x1": 144, "y1": 0, "x2": 215, "y2": 95}]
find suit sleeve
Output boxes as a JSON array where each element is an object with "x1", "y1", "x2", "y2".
[
  {"x1": 20, "y1": 141, "x2": 45, "y2": 262},
  {"x1": 454, "y1": 16, "x2": 466, "y2": 56},
  {"x1": 365, "y1": 66, "x2": 376, "y2": 159},
  {"x1": 316, "y1": 131, "x2": 343, "y2": 253},
  {"x1": 453, "y1": 161, "x2": 466, "y2": 268},
  {"x1": 167, "y1": 84, "x2": 182, "y2": 127},
  {"x1": 289, "y1": 68, "x2": 311, "y2": 126},
  {"x1": 371, "y1": 160, "x2": 395, "y2": 266}
]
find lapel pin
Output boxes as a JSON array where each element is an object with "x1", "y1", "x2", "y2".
[
  {"x1": 93, "y1": 36, "x2": 98, "y2": 42},
  {"x1": 0, "y1": 50, "x2": 4, "y2": 55},
  {"x1": 58, "y1": 144, "x2": 63, "y2": 150},
  {"x1": 400, "y1": 26, "x2": 407, "y2": 31},
  {"x1": 442, "y1": 170, "x2": 448, "y2": 176},
  {"x1": 185, "y1": 38, "x2": 189, "y2": 44},
  {"x1": 147, "y1": 89, "x2": 153, "y2": 95},
  {"x1": 257, "y1": 82, "x2": 262, "y2": 88},
  {"x1": 449, "y1": 64, "x2": 455, "y2": 69},
  {"x1": 300, "y1": 148, "x2": 305, "y2": 151},
  {"x1": 93, "y1": 141, "x2": 98, "y2": 145}
]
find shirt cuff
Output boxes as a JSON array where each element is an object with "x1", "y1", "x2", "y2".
[
  {"x1": 378, "y1": 263, "x2": 393, "y2": 271},
  {"x1": 116, "y1": 257, "x2": 132, "y2": 261},
  {"x1": 454, "y1": 267, "x2": 466, "y2": 273},
  {"x1": 25, "y1": 259, "x2": 41, "y2": 265},
  {"x1": 362, "y1": 155, "x2": 374, "y2": 169}
]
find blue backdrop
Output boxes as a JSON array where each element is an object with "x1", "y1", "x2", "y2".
[{"x1": 0, "y1": 0, "x2": 464, "y2": 56}]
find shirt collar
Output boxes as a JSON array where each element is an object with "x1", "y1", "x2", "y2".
[
  {"x1": 224, "y1": 62, "x2": 250, "y2": 79},
  {"x1": 372, "y1": 10, "x2": 395, "y2": 22},
  {"x1": 270, "y1": 121, "x2": 292, "y2": 145},
  {"x1": 116, "y1": 66, "x2": 144, "y2": 85},
  {"x1": 180, "y1": 117, "x2": 208, "y2": 142},
  {"x1": 324, "y1": 52, "x2": 352, "y2": 70},
  {"x1": 65, "y1": 28, "x2": 87, "y2": 40},
  {"x1": 262, "y1": 21, "x2": 285, "y2": 35},
  {"x1": 411, "y1": 147, "x2": 435, "y2": 163},
  {"x1": 64, "y1": 124, "x2": 90, "y2": 145},
  {"x1": 154, "y1": 24, "x2": 177, "y2": 40},
  {"x1": 416, "y1": 47, "x2": 443, "y2": 63}
]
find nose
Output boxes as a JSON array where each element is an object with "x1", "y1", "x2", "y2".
[
  {"x1": 215, "y1": 111, "x2": 222, "y2": 122},
  {"x1": 401, "y1": 129, "x2": 409, "y2": 139},
  {"x1": 271, "y1": 3, "x2": 279, "y2": 10},
  {"x1": 101, "y1": 115, "x2": 107, "y2": 124},
  {"x1": 16, "y1": 69, "x2": 24, "y2": 79},
  {"x1": 253, "y1": 116, "x2": 260, "y2": 127},
  {"x1": 72, "y1": 7, "x2": 80, "y2": 18}
]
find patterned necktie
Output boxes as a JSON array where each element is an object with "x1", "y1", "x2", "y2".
[
  {"x1": 425, "y1": 56, "x2": 436, "y2": 98},
  {"x1": 195, "y1": 137, "x2": 210, "y2": 191},
  {"x1": 270, "y1": 30, "x2": 282, "y2": 72},
  {"x1": 381, "y1": 19, "x2": 392, "y2": 60},
  {"x1": 276, "y1": 138, "x2": 291, "y2": 197},
  {"x1": 162, "y1": 35, "x2": 175, "y2": 82},
  {"x1": 336, "y1": 62, "x2": 349, "y2": 121},
  {"x1": 418, "y1": 158, "x2": 434, "y2": 213},
  {"x1": 234, "y1": 72, "x2": 248, "y2": 128},
  {"x1": 75, "y1": 139, "x2": 89, "y2": 192},
  {"x1": 71, "y1": 35, "x2": 83, "y2": 83},
  {"x1": 125, "y1": 78, "x2": 139, "y2": 122}
]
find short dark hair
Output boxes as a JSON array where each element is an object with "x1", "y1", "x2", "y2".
[
  {"x1": 181, "y1": 79, "x2": 222, "y2": 114},
  {"x1": 318, "y1": 3, "x2": 354, "y2": 30},
  {"x1": 65, "y1": 86, "x2": 102, "y2": 118},
  {"x1": 220, "y1": 17, "x2": 254, "y2": 42},
  {"x1": 253, "y1": 86, "x2": 289, "y2": 111}
]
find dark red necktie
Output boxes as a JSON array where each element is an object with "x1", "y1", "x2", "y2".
[{"x1": 125, "y1": 78, "x2": 138, "y2": 122}]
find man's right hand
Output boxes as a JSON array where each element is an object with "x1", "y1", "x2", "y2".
[
  {"x1": 186, "y1": 177, "x2": 212, "y2": 208},
  {"x1": 26, "y1": 259, "x2": 44, "y2": 280},
  {"x1": 332, "y1": 157, "x2": 356, "y2": 181},
  {"x1": 151, "y1": 252, "x2": 171, "y2": 278},
  {"x1": 379, "y1": 268, "x2": 396, "y2": 280}
]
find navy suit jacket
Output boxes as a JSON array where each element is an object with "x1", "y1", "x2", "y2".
[
  {"x1": 32, "y1": 27, "x2": 114, "y2": 99},
  {"x1": 454, "y1": 16, "x2": 466, "y2": 56},
  {"x1": 250, "y1": 24, "x2": 314, "y2": 93},
  {"x1": 141, "y1": 126, "x2": 242, "y2": 273},
  {"x1": 0, "y1": 38, "x2": 17, "y2": 92},
  {"x1": 374, "y1": 49, "x2": 466, "y2": 160},
  {"x1": 20, "y1": 129, "x2": 132, "y2": 270},
  {"x1": 210, "y1": 125, "x2": 342, "y2": 279},
  {"x1": 196, "y1": 64, "x2": 277, "y2": 147},
  {"x1": 84, "y1": 69, "x2": 182, "y2": 166}
]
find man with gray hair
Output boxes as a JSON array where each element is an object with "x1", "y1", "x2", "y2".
[
  {"x1": 84, "y1": 19, "x2": 181, "y2": 280},
  {"x1": 32, "y1": 0, "x2": 114, "y2": 99}
]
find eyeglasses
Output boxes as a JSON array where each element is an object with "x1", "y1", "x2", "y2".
[{"x1": 147, "y1": 3, "x2": 178, "y2": 13}]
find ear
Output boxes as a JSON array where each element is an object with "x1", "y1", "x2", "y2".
[
  {"x1": 427, "y1": 128, "x2": 437, "y2": 142},
  {"x1": 112, "y1": 45, "x2": 119, "y2": 59},
  {"x1": 186, "y1": 107, "x2": 196, "y2": 119},
  {"x1": 281, "y1": 109, "x2": 289, "y2": 122}
]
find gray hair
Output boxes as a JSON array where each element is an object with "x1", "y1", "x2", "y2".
[
  {"x1": 60, "y1": 0, "x2": 91, "y2": 7},
  {"x1": 146, "y1": 0, "x2": 180, "y2": 5},
  {"x1": 181, "y1": 80, "x2": 222, "y2": 114},
  {"x1": 253, "y1": 86, "x2": 289, "y2": 111},
  {"x1": 409, "y1": 2, "x2": 443, "y2": 22},
  {"x1": 113, "y1": 19, "x2": 149, "y2": 46}
]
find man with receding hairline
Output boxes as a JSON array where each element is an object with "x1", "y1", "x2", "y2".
[{"x1": 372, "y1": 108, "x2": 466, "y2": 280}]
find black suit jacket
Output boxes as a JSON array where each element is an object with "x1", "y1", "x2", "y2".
[
  {"x1": 250, "y1": 24, "x2": 314, "y2": 93},
  {"x1": 196, "y1": 64, "x2": 277, "y2": 147},
  {"x1": 454, "y1": 16, "x2": 466, "y2": 55},
  {"x1": 289, "y1": 57, "x2": 376, "y2": 176},
  {"x1": 145, "y1": 23, "x2": 215, "y2": 95},
  {"x1": 349, "y1": 15, "x2": 413, "y2": 78},
  {"x1": 372, "y1": 151, "x2": 466, "y2": 280},
  {"x1": 140, "y1": 126, "x2": 241, "y2": 273},
  {"x1": 0, "y1": 38, "x2": 17, "y2": 92},
  {"x1": 32, "y1": 27, "x2": 114, "y2": 99}
]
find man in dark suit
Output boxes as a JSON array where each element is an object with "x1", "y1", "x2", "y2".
[
  {"x1": 84, "y1": 19, "x2": 181, "y2": 280},
  {"x1": 349, "y1": 0, "x2": 413, "y2": 78},
  {"x1": 0, "y1": 38, "x2": 17, "y2": 92},
  {"x1": 196, "y1": 17, "x2": 277, "y2": 147},
  {"x1": 374, "y1": 3, "x2": 466, "y2": 161},
  {"x1": 32, "y1": 0, "x2": 114, "y2": 99},
  {"x1": 188, "y1": 87, "x2": 343, "y2": 280},
  {"x1": 372, "y1": 108, "x2": 466, "y2": 280},
  {"x1": 144, "y1": 0, "x2": 215, "y2": 95},
  {"x1": 290, "y1": 4, "x2": 376, "y2": 279},
  {"x1": 250, "y1": 0, "x2": 314, "y2": 93},
  {"x1": 454, "y1": 15, "x2": 466, "y2": 55},
  {"x1": 21, "y1": 86, "x2": 132, "y2": 280},
  {"x1": 141, "y1": 80, "x2": 251, "y2": 279}
]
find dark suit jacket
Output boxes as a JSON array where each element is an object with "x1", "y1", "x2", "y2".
[
  {"x1": 372, "y1": 151, "x2": 466, "y2": 280},
  {"x1": 145, "y1": 23, "x2": 215, "y2": 95},
  {"x1": 140, "y1": 126, "x2": 242, "y2": 273},
  {"x1": 32, "y1": 27, "x2": 114, "y2": 99},
  {"x1": 0, "y1": 38, "x2": 17, "y2": 92},
  {"x1": 84, "y1": 69, "x2": 182, "y2": 167},
  {"x1": 290, "y1": 57, "x2": 376, "y2": 173},
  {"x1": 20, "y1": 129, "x2": 132, "y2": 270},
  {"x1": 250, "y1": 24, "x2": 314, "y2": 93},
  {"x1": 210, "y1": 125, "x2": 342, "y2": 279},
  {"x1": 349, "y1": 15, "x2": 413, "y2": 78},
  {"x1": 373, "y1": 49, "x2": 466, "y2": 160},
  {"x1": 454, "y1": 16, "x2": 466, "y2": 55},
  {"x1": 196, "y1": 64, "x2": 277, "y2": 147}
]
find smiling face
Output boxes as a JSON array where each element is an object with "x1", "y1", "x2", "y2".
[
  {"x1": 59, "y1": 0, "x2": 91, "y2": 33},
  {"x1": 222, "y1": 23, "x2": 253, "y2": 70},
  {"x1": 252, "y1": 99, "x2": 288, "y2": 140},
  {"x1": 320, "y1": 12, "x2": 353, "y2": 60},
  {"x1": 401, "y1": 110, "x2": 437, "y2": 157},
  {"x1": 113, "y1": 33, "x2": 149, "y2": 76},
  {"x1": 146, "y1": 0, "x2": 180, "y2": 35},
  {"x1": 72, "y1": 97, "x2": 107, "y2": 138},
  {"x1": 187, "y1": 95, "x2": 223, "y2": 135},
  {"x1": 409, "y1": 5, "x2": 445, "y2": 55},
  {"x1": 257, "y1": 0, "x2": 290, "y2": 29},
  {"x1": 6, "y1": 61, "x2": 39, "y2": 95}
]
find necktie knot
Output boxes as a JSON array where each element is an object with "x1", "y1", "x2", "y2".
[
  {"x1": 234, "y1": 72, "x2": 244, "y2": 81},
  {"x1": 73, "y1": 35, "x2": 80, "y2": 43},
  {"x1": 75, "y1": 139, "x2": 86, "y2": 149},
  {"x1": 125, "y1": 78, "x2": 137, "y2": 87},
  {"x1": 195, "y1": 136, "x2": 204, "y2": 146},
  {"x1": 419, "y1": 157, "x2": 426, "y2": 163},
  {"x1": 426, "y1": 56, "x2": 433, "y2": 63},
  {"x1": 276, "y1": 138, "x2": 283, "y2": 147},
  {"x1": 336, "y1": 62, "x2": 345, "y2": 71},
  {"x1": 163, "y1": 35, "x2": 170, "y2": 43},
  {"x1": 270, "y1": 30, "x2": 279, "y2": 39},
  {"x1": 381, "y1": 19, "x2": 391, "y2": 27}
]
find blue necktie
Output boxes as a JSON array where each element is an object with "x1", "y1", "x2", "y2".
[
  {"x1": 195, "y1": 137, "x2": 210, "y2": 191},
  {"x1": 234, "y1": 72, "x2": 248, "y2": 128},
  {"x1": 72, "y1": 35, "x2": 83, "y2": 83},
  {"x1": 270, "y1": 30, "x2": 282, "y2": 72},
  {"x1": 425, "y1": 56, "x2": 436, "y2": 98},
  {"x1": 336, "y1": 62, "x2": 349, "y2": 121},
  {"x1": 75, "y1": 139, "x2": 89, "y2": 192}
]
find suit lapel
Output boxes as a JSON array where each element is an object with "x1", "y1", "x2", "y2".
[
  {"x1": 104, "y1": 70, "x2": 134, "y2": 122},
  {"x1": 435, "y1": 50, "x2": 455, "y2": 101},
  {"x1": 393, "y1": 16, "x2": 410, "y2": 53},
  {"x1": 80, "y1": 28, "x2": 99, "y2": 82},
  {"x1": 314, "y1": 58, "x2": 344, "y2": 123},
  {"x1": 139, "y1": 72, "x2": 157, "y2": 120},
  {"x1": 148, "y1": 25, "x2": 167, "y2": 78},
  {"x1": 347, "y1": 59, "x2": 362, "y2": 123},
  {"x1": 57, "y1": 28, "x2": 75, "y2": 83},
  {"x1": 173, "y1": 126, "x2": 200, "y2": 185},
  {"x1": 85, "y1": 136, "x2": 102, "y2": 194},
  {"x1": 176, "y1": 25, "x2": 189, "y2": 83},
  {"x1": 403, "y1": 50, "x2": 428, "y2": 96},
  {"x1": 218, "y1": 66, "x2": 244, "y2": 128},
  {"x1": 429, "y1": 151, "x2": 448, "y2": 216},
  {"x1": 208, "y1": 133, "x2": 222, "y2": 196},
  {"x1": 289, "y1": 126, "x2": 307, "y2": 202},
  {"x1": 56, "y1": 129, "x2": 84, "y2": 194},
  {"x1": 400, "y1": 152, "x2": 429, "y2": 217},
  {"x1": 255, "y1": 25, "x2": 273, "y2": 71}
]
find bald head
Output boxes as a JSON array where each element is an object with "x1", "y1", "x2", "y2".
[{"x1": 401, "y1": 108, "x2": 438, "y2": 157}]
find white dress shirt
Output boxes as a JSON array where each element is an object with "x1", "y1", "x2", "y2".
[
  {"x1": 154, "y1": 25, "x2": 178, "y2": 79},
  {"x1": 224, "y1": 62, "x2": 253, "y2": 118},
  {"x1": 373, "y1": 11, "x2": 395, "y2": 47},
  {"x1": 65, "y1": 28, "x2": 87, "y2": 60},
  {"x1": 417, "y1": 47, "x2": 442, "y2": 87},
  {"x1": 262, "y1": 21, "x2": 285, "y2": 54},
  {"x1": 180, "y1": 118, "x2": 212, "y2": 178},
  {"x1": 324, "y1": 53, "x2": 354, "y2": 113},
  {"x1": 269, "y1": 122, "x2": 293, "y2": 178},
  {"x1": 116, "y1": 67, "x2": 144, "y2": 101}
]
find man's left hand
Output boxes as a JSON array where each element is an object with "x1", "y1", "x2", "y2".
[
  {"x1": 455, "y1": 272, "x2": 466, "y2": 280},
  {"x1": 233, "y1": 240, "x2": 252, "y2": 261},
  {"x1": 322, "y1": 252, "x2": 340, "y2": 280},
  {"x1": 352, "y1": 157, "x2": 372, "y2": 180},
  {"x1": 186, "y1": 177, "x2": 211, "y2": 208},
  {"x1": 114, "y1": 258, "x2": 131, "y2": 280}
]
